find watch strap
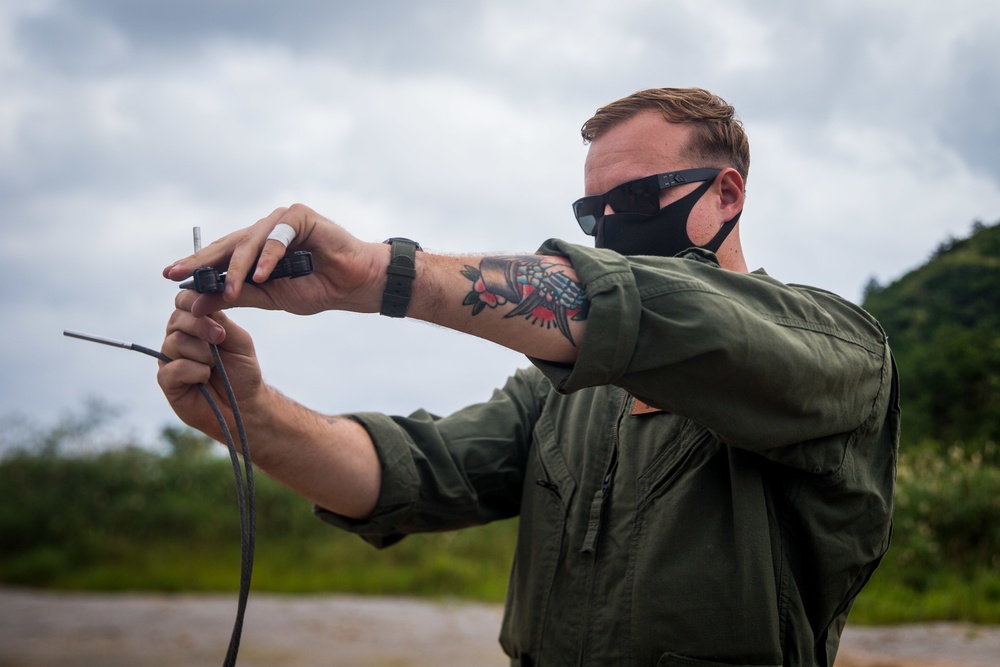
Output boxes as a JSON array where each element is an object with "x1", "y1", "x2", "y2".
[{"x1": 380, "y1": 237, "x2": 421, "y2": 317}]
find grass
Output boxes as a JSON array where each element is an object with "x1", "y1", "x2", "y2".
[
  {"x1": 0, "y1": 462, "x2": 519, "y2": 602},
  {"x1": 12, "y1": 521, "x2": 1000, "y2": 625},
  {"x1": 851, "y1": 565, "x2": 1000, "y2": 625}
]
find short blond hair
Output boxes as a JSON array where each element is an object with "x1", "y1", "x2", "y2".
[{"x1": 581, "y1": 88, "x2": 750, "y2": 182}]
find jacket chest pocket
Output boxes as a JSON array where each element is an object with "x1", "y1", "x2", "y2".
[{"x1": 628, "y1": 413, "x2": 717, "y2": 506}]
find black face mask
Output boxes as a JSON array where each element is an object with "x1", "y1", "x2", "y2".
[{"x1": 594, "y1": 178, "x2": 741, "y2": 257}]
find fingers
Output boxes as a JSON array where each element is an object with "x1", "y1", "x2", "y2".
[
  {"x1": 163, "y1": 206, "x2": 313, "y2": 311},
  {"x1": 166, "y1": 298, "x2": 213, "y2": 348},
  {"x1": 175, "y1": 312, "x2": 223, "y2": 346},
  {"x1": 159, "y1": 305, "x2": 257, "y2": 397},
  {"x1": 157, "y1": 356, "x2": 212, "y2": 391},
  {"x1": 167, "y1": 296, "x2": 254, "y2": 356},
  {"x1": 162, "y1": 202, "x2": 360, "y2": 317},
  {"x1": 162, "y1": 206, "x2": 290, "y2": 285},
  {"x1": 190, "y1": 292, "x2": 229, "y2": 319},
  {"x1": 207, "y1": 310, "x2": 255, "y2": 358},
  {"x1": 172, "y1": 289, "x2": 224, "y2": 325},
  {"x1": 245, "y1": 223, "x2": 298, "y2": 290},
  {"x1": 252, "y1": 235, "x2": 296, "y2": 285},
  {"x1": 224, "y1": 214, "x2": 284, "y2": 299},
  {"x1": 163, "y1": 309, "x2": 223, "y2": 364},
  {"x1": 157, "y1": 311, "x2": 215, "y2": 405}
]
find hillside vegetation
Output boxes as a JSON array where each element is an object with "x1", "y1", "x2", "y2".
[
  {"x1": 864, "y1": 220, "x2": 1000, "y2": 444},
  {"x1": 0, "y1": 423, "x2": 516, "y2": 600},
  {"x1": 2, "y1": 221, "x2": 999, "y2": 625},
  {"x1": 855, "y1": 219, "x2": 1000, "y2": 622}
]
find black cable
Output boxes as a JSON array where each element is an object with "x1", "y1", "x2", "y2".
[
  {"x1": 210, "y1": 343, "x2": 256, "y2": 667},
  {"x1": 63, "y1": 332, "x2": 255, "y2": 666}
]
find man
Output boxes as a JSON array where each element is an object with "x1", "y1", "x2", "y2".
[{"x1": 159, "y1": 88, "x2": 900, "y2": 666}]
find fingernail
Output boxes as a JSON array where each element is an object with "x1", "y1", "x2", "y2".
[{"x1": 209, "y1": 325, "x2": 225, "y2": 343}]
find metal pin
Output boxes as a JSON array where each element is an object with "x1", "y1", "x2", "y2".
[{"x1": 193, "y1": 226, "x2": 202, "y2": 253}]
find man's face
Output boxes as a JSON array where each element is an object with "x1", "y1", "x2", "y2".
[{"x1": 582, "y1": 111, "x2": 719, "y2": 247}]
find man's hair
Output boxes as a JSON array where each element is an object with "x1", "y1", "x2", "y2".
[{"x1": 581, "y1": 88, "x2": 750, "y2": 183}]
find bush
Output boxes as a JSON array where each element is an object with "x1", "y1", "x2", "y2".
[
  {"x1": 851, "y1": 440, "x2": 1000, "y2": 623},
  {"x1": 0, "y1": 422, "x2": 516, "y2": 600},
  {"x1": 890, "y1": 441, "x2": 1000, "y2": 575}
]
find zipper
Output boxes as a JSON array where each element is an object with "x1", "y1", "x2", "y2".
[
  {"x1": 580, "y1": 390, "x2": 627, "y2": 554},
  {"x1": 535, "y1": 478, "x2": 562, "y2": 500},
  {"x1": 576, "y1": 390, "x2": 629, "y2": 667}
]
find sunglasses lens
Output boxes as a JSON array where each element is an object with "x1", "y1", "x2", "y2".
[
  {"x1": 573, "y1": 197, "x2": 602, "y2": 235},
  {"x1": 573, "y1": 174, "x2": 673, "y2": 236},
  {"x1": 608, "y1": 176, "x2": 660, "y2": 215}
]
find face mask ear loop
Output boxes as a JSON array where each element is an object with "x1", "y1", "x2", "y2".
[
  {"x1": 668, "y1": 178, "x2": 715, "y2": 222},
  {"x1": 702, "y1": 209, "x2": 743, "y2": 254}
]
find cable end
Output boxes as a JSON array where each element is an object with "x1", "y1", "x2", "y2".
[{"x1": 63, "y1": 330, "x2": 132, "y2": 349}]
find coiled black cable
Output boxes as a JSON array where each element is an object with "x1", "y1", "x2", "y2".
[
  {"x1": 63, "y1": 331, "x2": 255, "y2": 666},
  {"x1": 209, "y1": 343, "x2": 256, "y2": 667}
]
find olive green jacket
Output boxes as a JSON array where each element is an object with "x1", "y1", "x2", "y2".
[{"x1": 317, "y1": 241, "x2": 900, "y2": 667}]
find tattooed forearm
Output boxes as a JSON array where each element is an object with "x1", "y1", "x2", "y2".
[{"x1": 461, "y1": 256, "x2": 589, "y2": 346}]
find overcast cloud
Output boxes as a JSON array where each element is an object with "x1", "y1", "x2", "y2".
[{"x1": 2, "y1": 0, "x2": 999, "y2": 449}]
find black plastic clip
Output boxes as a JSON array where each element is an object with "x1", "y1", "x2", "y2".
[{"x1": 180, "y1": 250, "x2": 314, "y2": 294}]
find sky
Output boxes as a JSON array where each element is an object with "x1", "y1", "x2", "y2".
[{"x1": 2, "y1": 0, "x2": 999, "y2": 451}]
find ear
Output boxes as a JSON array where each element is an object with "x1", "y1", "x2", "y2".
[{"x1": 715, "y1": 168, "x2": 745, "y2": 218}]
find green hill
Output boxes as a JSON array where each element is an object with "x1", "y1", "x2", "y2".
[
  {"x1": 853, "y1": 219, "x2": 1000, "y2": 623},
  {"x1": 863, "y1": 219, "x2": 1000, "y2": 445}
]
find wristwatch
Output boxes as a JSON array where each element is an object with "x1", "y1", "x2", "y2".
[{"x1": 380, "y1": 237, "x2": 422, "y2": 317}]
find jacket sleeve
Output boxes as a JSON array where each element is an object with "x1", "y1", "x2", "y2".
[
  {"x1": 314, "y1": 367, "x2": 547, "y2": 548},
  {"x1": 530, "y1": 239, "x2": 891, "y2": 460}
]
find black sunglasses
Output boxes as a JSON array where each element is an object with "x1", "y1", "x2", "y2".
[{"x1": 572, "y1": 168, "x2": 721, "y2": 235}]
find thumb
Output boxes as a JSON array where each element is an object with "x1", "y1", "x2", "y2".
[{"x1": 211, "y1": 310, "x2": 256, "y2": 357}]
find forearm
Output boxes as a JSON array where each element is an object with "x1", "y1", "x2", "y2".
[
  {"x1": 163, "y1": 207, "x2": 589, "y2": 363},
  {"x1": 405, "y1": 251, "x2": 588, "y2": 364},
  {"x1": 243, "y1": 385, "x2": 381, "y2": 519}
]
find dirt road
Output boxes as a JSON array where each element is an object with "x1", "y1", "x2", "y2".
[{"x1": 2, "y1": 587, "x2": 998, "y2": 666}]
